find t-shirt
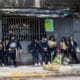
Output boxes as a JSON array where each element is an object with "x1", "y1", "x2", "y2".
[
  {"x1": 48, "y1": 40, "x2": 56, "y2": 48},
  {"x1": 60, "y1": 42, "x2": 68, "y2": 50}
]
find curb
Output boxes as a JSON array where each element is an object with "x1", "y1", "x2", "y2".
[{"x1": 0, "y1": 72, "x2": 80, "y2": 78}]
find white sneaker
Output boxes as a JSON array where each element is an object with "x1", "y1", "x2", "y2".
[
  {"x1": 38, "y1": 63, "x2": 41, "y2": 66},
  {"x1": 48, "y1": 61, "x2": 51, "y2": 65},
  {"x1": 35, "y1": 63, "x2": 38, "y2": 67},
  {"x1": 43, "y1": 62, "x2": 45, "y2": 65},
  {"x1": 2, "y1": 63, "x2": 5, "y2": 67}
]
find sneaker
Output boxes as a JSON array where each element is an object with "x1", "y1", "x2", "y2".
[
  {"x1": 38, "y1": 63, "x2": 41, "y2": 66},
  {"x1": 35, "y1": 63, "x2": 38, "y2": 67},
  {"x1": 2, "y1": 63, "x2": 5, "y2": 67},
  {"x1": 43, "y1": 62, "x2": 45, "y2": 65},
  {"x1": 48, "y1": 61, "x2": 51, "y2": 65}
]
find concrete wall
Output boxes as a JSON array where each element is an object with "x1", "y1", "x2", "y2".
[{"x1": 47, "y1": 17, "x2": 73, "y2": 42}]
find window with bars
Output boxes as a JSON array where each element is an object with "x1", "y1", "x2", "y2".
[{"x1": 2, "y1": 15, "x2": 46, "y2": 41}]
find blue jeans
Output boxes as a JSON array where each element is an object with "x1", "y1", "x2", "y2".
[
  {"x1": 41, "y1": 51, "x2": 49, "y2": 63},
  {"x1": 8, "y1": 50, "x2": 16, "y2": 66}
]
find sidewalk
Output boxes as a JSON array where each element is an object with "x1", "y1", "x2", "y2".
[{"x1": 0, "y1": 64, "x2": 80, "y2": 78}]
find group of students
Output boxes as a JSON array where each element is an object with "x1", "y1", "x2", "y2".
[
  {"x1": 0, "y1": 35, "x2": 22, "y2": 67},
  {"x1": 0, "y1": 34, "x2": 78, "y2": 67},
  {"x1": 28, "y1": 35, "x2": 79, "y2": 66}
]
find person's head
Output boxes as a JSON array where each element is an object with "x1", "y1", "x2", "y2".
[
  {"x1": 42, "y1": 36, "x2": 46, "y2": 41},
  {"x1": 70, "y1": 36, "x2": 74, "y2": 41},
  {"x1": 33, "y1": 38, "x2": 38, "y2": 43},
  {"x1": 61, "y1": 37, "x2": 67, "y2": 42},
  {"x1": 61, "y1": 37, "x2": 68, "y2": 45},
  {"x1": 49, "y1": 35, "x2": 55, "y2": 41},
  {"x1": 11, "y1": 34, "x2": 16, "y2": 40}
]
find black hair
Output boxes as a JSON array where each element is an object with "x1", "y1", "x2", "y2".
[
  {"x1": 49, "y1": 35, "x2": 56, "y2": 41},
  {"x1": 61, "y1": 36, "x2": 68, "y2": 46}
]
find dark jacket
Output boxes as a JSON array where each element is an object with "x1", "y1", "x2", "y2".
[
  {"x1": 39, "y1": 40, "x2": 48, "y2": 52},
  {"x1": 28, "y1": 42, "x2": 40, "y2": 52},
  {"x1": 39, "y1": 40, "x2": 48, "y2": 49},
  {"x1": 69, "y1": 41, "x2": 77, "y2": 52},
  {"x1": 8, "y1": 39, "x2": 22, "y2": 50}
]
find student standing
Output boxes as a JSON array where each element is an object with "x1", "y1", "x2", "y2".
[
  {"x1": 8, "y1": 35, "x2": 22, "y2": 67},
  {"x1": 68, "y1": 36, "x2": 78, "y2": 64}
]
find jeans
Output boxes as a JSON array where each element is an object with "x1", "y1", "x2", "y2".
[
  {"x1": 41, "y1": 51, "x2": 49, "y2": 63},
  {"x1": 0, "y1": 50, "x2": 4, "y2": 65},
  {"x1": 61, "y1": 49, "x2": 69, "y2": 64},
  {"x1": 70, "y1": 51, "x2": 78, "y2": 63},
  {"x1": 48, "y1": 47, "x2": 57, "y2": 62},
  {"x1": 8, "y1": 50, "x2": 16, "y2": 66},
  {"x1": 32, "y1": 51, "x2": 39, "y2": 64}
]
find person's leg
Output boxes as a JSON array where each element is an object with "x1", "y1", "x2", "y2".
[
  {"x1": 61, "y1": 50, "x2": 66, "y2": 64},
  {"x1": 0, "y1": 51, "x2": 3, "y2": 66},
  {"x1": 65, "y1": 50, "x2": 69, "y2": 58},
  {"x1": 3, "y1": 51, "x2": 6, "y2": 65},
  {"x1": 11, "y1": 50, "x2": 16, "y2": 66},
  {"x1": 6, "y1": 50, "x2": 9, "y2": 65},
  {"x1": 48, "y1": 48, "x2": 52, "y2": 62},
  {"x1": 71, "y1": 51, "x2": 78, "y2": 63},
  {"x1": 32, "y1": 51, "x2": 38, "y2": 65},
  {"x1": 52, "y1": 50, "x2": 57, "y2": 60},
  {"x1": 7, "y1": 51, "x2": 11, "y2": 65},
  {"x1": 36, "y1": 52, "x2": 39, "y2": 64},
  {"x1": 42, "y1": 52, "x2": 46, "y2": 65}
]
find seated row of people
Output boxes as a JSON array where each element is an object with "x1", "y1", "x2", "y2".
[{"x1": 28, "y1": 35, "x2": 79, "y2": 66}]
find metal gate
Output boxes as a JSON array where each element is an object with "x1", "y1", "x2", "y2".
[{"x1": 2, "y1": 15, "x2": 46, "y2": 41}]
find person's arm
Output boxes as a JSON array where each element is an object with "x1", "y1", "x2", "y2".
[
  {"x1": 27, "y1": 42, "x2": 33, "y2": 52},
  {"x1": 39, "y1": 41, "x2": 43, "y2": 49},
  {"x1": 17, "y1": 40, "x2": 22, "y2": 49},
  {"x1": 46, "y1": 40, "x2": 48, "y2": 47},
  {"x1": 74, "y1": 41, "x2": 78, "y2": 48}
]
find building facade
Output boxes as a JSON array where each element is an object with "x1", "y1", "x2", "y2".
[{"x1": 0, "y1": 0, "x2": 80, "y2": 64}]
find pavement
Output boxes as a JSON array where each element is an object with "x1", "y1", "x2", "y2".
[{"x1": 0, "y1": 64, "x2": 80, "y2": 79}]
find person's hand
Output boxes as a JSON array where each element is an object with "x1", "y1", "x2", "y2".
[{"x1": 44, "y1": 48, "x2": 47, "y2": 52}]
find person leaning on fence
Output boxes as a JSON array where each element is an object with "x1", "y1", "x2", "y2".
[
  {"x1": 60, "y1": 37, "x2": 69, "y2": 64},
  {"x1": 48, "y1": 35, "x2": 57, "y2": 63},
  {"x1": 28, "y1": 38, "x2": 41, "y2": 66},
  {"x1": 39, "y1": 36, "x2": 50, "y2": 65},
  {"x1": 8, "y1": 34, "x2": 22, "y2": 67},
  {"x1": 68, "y1": 36, "x2": 79, "y2": 64}
]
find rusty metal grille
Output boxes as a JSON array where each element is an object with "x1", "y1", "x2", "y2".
[{"x1": 2, "y1": 15, "x2": 46, "y2": 41}]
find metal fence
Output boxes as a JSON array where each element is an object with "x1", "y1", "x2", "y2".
[{"x1": 2, "y1": 15, "x2": 46, "y2": 41}]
